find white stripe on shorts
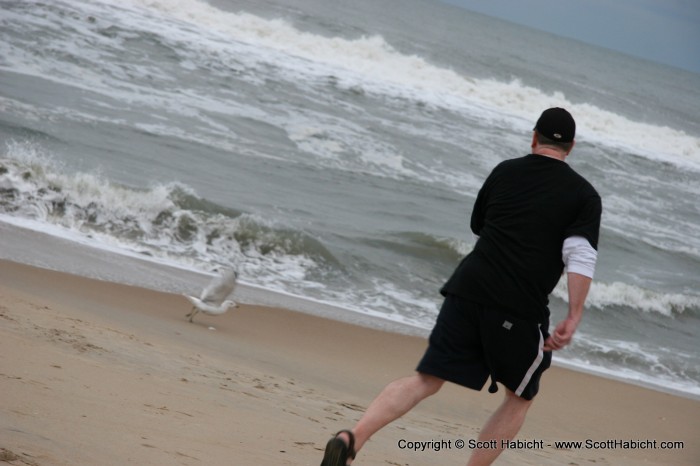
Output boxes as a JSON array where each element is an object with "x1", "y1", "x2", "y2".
[{"x1": 515, "y1": 326, "x2": 544, "y2": 397}]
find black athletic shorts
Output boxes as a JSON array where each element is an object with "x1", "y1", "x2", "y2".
[{"x1": 416, "y1": 294, "x2": 552, "y2": 400}]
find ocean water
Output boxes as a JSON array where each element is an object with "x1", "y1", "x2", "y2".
[{"x1": 1, "y1": 0, "x2": 699, "y2": 398}]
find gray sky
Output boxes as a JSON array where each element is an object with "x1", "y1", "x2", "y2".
[{"x1": 440, "y1": 0, "x2": 700, "y2": 74}]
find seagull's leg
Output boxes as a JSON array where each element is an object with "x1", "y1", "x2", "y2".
[{"x1": 187, "y1": 306, "x2": 198, "y2": 323}]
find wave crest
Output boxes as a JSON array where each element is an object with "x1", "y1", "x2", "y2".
[
  {"x1": 553, "y1": 278, "x2": 699, "y2": 317},
  {"x1": 0, "y1": 141, "x2": 336, "y2": 271}
]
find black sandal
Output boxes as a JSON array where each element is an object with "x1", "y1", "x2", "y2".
[{"x1": 320, "y1": 429, "x2": 357, "y2": 466}]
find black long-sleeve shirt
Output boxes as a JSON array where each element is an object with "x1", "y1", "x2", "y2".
[{"x1": 441, "y1": 154, "x2": 602, "y2": 323}]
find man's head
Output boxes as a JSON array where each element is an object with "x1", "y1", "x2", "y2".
[{"x1": 533, "y1": 107, "x2": 575, "y2": 153}]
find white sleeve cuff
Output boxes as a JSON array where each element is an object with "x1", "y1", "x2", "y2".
[{"x1": 562, "y1": 236, "x2": 597, "y2": 278}]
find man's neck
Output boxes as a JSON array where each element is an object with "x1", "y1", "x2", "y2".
[{"x1": 532, "y1": 147, "x2": 568, "y2": 161}]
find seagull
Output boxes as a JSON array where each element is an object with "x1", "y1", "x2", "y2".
[{"x1": 184, "y1": 268, "x2": 239, "y2": 323}]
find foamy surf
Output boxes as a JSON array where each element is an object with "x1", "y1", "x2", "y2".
[
  {"x1": 553, "y1": 279, "x2": 700, "y2": 317},
  {"x1": 6, "y1": 0, "x2": 699, "y2": 171},
  {"x1": 109, "y1": 0, "x2": 700, "y2": 169}
]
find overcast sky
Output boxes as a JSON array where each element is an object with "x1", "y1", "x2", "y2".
[{"x1": 440, "y1": 0, "x2": 700, "y2": 75}]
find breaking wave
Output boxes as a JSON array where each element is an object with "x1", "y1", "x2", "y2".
[{"x1": 0, "y1": 141, "x2": 338, "y2": 278}]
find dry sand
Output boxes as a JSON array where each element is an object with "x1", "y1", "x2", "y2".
[{"x1": 1, "y1": 259, "x2": 698, "y2": 465}]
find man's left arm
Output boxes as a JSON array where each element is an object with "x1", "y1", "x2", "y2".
[
  {"x1": 544, "y1": 236, "x2": 596, "y2": 351},
  {"x1": 544, "y1": 272, "x2": 591, "y2": 351}
]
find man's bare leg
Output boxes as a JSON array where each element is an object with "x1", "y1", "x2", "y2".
[
  {"x1": 466, "y1": 389, "x2": 533, "y2": 466},
  {"x1": 335, "y1": 373, "x2": 444, "y2": 459}
]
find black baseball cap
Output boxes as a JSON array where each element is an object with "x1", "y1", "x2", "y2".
[{"x1": 534, "y1": 107, "x2": 575, "y2": 143}]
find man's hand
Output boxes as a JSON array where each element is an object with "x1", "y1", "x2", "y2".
[{"x1": 543, "y1": 318, "x2": 579, "y2": 351}]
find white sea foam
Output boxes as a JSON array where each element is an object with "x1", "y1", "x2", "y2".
[
  {"x1": 554, "y1": 356, "x2": 700, "y2": 399},
  {"x1": 553, "y1": 279, "x2": 700, "y2": 317},
  {"x1": 560, "y1": 331, "x2": 700, "y2": 398},
  {"x1": 98, "y1": 0, "x2": 700, "y2": 171},
  {"x1": 5, "y1": 0, "x2": 699, "y2": 172}
]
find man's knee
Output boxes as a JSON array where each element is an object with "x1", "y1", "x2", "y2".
[
  {"x1": 416, "y1": 372, "x2": 444, "y2": 395},
  {"x1": 503, "y1": 388, "x2": 534, "y2": 411}
]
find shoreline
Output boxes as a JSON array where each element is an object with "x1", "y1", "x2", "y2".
[
  {"x1": 1, "y1": 219, "x2": 698, "y2": 401},
  {"x1": 1, "y1": 259, "x2": 698, "y2": 465}
]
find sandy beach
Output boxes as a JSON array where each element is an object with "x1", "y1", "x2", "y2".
[{"x1": 1, "y1": 259, "x2": 697, "y2": 466}]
